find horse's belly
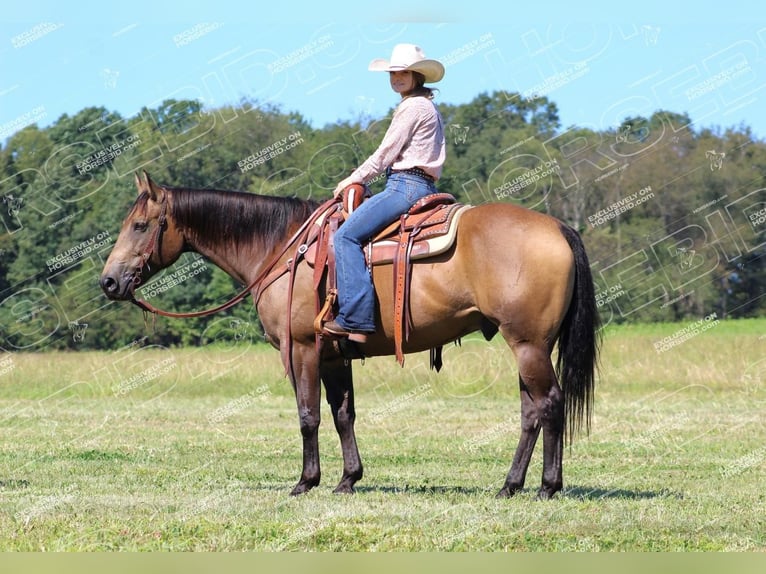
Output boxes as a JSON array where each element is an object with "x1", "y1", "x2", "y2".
[{"x1": 365, "y1": 253, "x2": 482, "y2": 355}]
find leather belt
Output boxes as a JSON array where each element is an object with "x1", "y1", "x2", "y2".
[{"x1": 388, "y1": 166, "x2": 435, "y2": 182}]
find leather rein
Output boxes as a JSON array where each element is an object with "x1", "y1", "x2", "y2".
[{"x1": 129, "y1": 196, "x2": 339, "y2": 320}]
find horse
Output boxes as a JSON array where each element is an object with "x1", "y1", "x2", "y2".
[{"x1": 100, "y1": 172, "x2": 600, "y2": 499}]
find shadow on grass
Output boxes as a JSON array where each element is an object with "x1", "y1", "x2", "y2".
[
  {"x1": 562, "y1": 485, "x2": 683, "y2": 500},
  {"x1": 354, "y1": 484, "x2": 491, "y2": 496},
  {"x1": 190, "y1": 481, "x2": 684, "y2": 501},
  {"x1": 355, "y1": 484, "x2": 684, "y2": 500},
  {"x1": 0, "y1": 479, "x2": 30, "y2": 490},
  {"x1": 241, "y1": 482, "x2": 492, "y2": 496}
]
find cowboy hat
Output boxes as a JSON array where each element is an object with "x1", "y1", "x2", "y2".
[{"x1": 368, "y1": 43, "x2": 445, "y2": 83}]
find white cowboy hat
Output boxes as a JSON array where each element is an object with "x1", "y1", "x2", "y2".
[{"x1": 368, "y1": 43, "x2": 445, "y2": 83}]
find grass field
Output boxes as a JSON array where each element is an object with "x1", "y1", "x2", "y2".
[{"x1": 0, "y1": 318, "x2": 764, "y2": 551}]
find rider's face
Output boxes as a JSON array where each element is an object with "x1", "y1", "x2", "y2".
[{"x1": 389, "y1": 70, "x2": 416, "y2": 95}]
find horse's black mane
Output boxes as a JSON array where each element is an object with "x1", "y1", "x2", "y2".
[{"x1": 156, "y1": 186, "x2": 319, "y2": 250}]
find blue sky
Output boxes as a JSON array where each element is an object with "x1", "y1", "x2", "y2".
[{"x1": 2, "y1": 1, "x2": 765, "y2": 141}]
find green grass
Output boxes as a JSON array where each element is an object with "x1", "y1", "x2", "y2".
[{"x1": 0, "y1": 319, "x2": 764, "y2": 551}]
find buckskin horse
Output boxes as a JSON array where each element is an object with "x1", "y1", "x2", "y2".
[{"x1": 99, "y1": 172, "x2": 600, "y2": 499}]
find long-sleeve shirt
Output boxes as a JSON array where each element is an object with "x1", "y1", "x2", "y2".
[{"x1": 350, "y1": 95, "x2": 446, "y2": 183}]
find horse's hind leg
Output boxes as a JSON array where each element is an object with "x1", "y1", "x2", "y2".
[
  {"x1": 499, "y1": 340, "x2": 564, "y2": 499},
  {"x1": 320, "y1": 357, "x2": 363, "y2": 493}
]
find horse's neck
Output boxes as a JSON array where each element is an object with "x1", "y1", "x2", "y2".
[
  {"x1": 188, "y1": 240, "x2": 252, "y2": 286},
  {"x1": 176, "y1": 191, "x2": 306, "y2": 286}
]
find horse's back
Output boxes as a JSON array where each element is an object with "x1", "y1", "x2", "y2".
[{"x1": 464, "y1": 200, "x2": 572, "y2": 260}]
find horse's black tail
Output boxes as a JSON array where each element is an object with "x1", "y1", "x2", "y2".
[{"x1": 556, "y1": 223, "x2": 601, "y2": 443}]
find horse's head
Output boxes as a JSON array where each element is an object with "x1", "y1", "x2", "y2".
[{"x1": 100, "y1": 172, "x2": 184, "y2": 301}]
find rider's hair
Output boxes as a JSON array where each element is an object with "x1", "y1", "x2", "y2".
[{"x1": 403, "y1": 71, "x2": 438, "y2": 100}]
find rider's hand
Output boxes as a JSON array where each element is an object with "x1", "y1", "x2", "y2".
[{"x1": 334, "y1": 176, "x2": 360, "y2": 199}]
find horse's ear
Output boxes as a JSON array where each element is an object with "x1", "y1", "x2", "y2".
[
  {"x1": 142, "y1": 170, "x2": 165, "y2": 203},
  {"x1": 134, "y1": 171, "x2": 148, "y2": 196}
]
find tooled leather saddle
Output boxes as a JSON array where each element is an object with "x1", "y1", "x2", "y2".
[{"x1": 302, "y1": 184, "x2": 470, "y2": 369}]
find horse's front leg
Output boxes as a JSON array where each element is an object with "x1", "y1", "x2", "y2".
[
  {"x1": 320, "y1": 357, "x2": 363, "y2": 493},
  {"x1": 289, "y1": 342, "x2": 322, "y2": 495}
]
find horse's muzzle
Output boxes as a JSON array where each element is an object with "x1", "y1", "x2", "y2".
[{"x1": 100, "y1": 272, "x2": 135, "y2": 301}]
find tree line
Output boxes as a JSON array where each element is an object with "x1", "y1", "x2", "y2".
[{"x1": 1, "y1": 91, "x2": 764, "y2": 351}]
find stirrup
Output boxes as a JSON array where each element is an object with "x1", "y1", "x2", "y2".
[
  {"x1": 313, "y1": 289, "x2": 337, "y2": 334},
  {"x1": 322, "y1": 320, "x2": 369, "y2": 344}
]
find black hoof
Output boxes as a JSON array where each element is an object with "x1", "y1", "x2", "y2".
[
  {"x1": 290, "y1": 479, "x2": 319, "y2": 496},
  {"x1": 333, "y1": 483, "x2": 355, "y2": 494},
  {"x1": 496, "y1": 484, "x2": 521, "y2": 498},
  {"x1": 537, "y1": 485, "x2": 561, "y2": 500}
]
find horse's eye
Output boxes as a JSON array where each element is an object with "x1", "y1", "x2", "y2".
[{"x1": 133, "y1": 221, "x2": 148, "y2": 232}]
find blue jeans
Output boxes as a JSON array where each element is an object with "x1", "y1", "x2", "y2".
[{"x1": 333, "y1": 173, "x2": 438, "y2": 332}]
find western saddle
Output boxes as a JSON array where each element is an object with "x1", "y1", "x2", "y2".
[{"x1": 294, "y1": 184, "x2": 470, "y2": 369}]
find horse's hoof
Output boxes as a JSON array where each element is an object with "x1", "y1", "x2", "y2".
[
  {"x1": 496, "y1": 485, "x2": 520, "y2": 498},
  {"x1": 290, "y1": 480, "x2": 319, "y2": 496},
  {"x1": 333, "y1": 483, "x2": 355, "y2": 494},
  {"x1": 536, "y1": 486, "x2": 560, "y2": 500}
]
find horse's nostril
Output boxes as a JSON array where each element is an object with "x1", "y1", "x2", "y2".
[{"x1": 100, "y1": 275, "x2": 119, "y2": 294}]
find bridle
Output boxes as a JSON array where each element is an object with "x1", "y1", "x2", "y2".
[{"x1": 132, "y1": 200, "x2": 168, "y2": 289}]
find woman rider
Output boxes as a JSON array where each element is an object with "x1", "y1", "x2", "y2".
[{"x1": 323, "y1": 44, "x2": 446, "y2": 343}]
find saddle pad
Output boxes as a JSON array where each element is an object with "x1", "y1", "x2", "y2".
[
  {"x1": 367, "y1": 204, "x2": 471, "y2": 265},
  {"x1": 303, "y1": 204, "x2": 472, "y2": 267}
]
